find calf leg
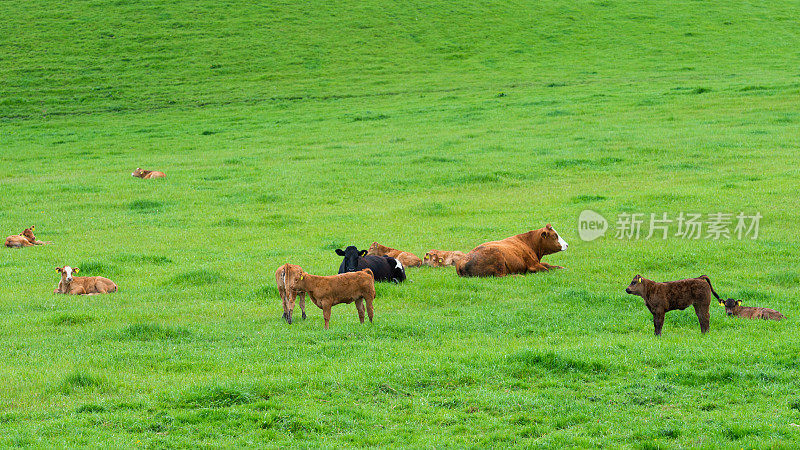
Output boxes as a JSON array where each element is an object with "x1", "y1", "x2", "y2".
[
  {"x1": 298, "y1": 292, "x2": 307, "y2": 320},
  {"x1": 694, "y1": 302, "x2": 710, "y2": 334},
  {"x1": 323, "y1": 305, "x2": 332, "y2": 330},
  {"x1": 279, "y1": 287, "x2": 289, "y2": 322},
  {"x1": 355, "y1": 299, "x2": 366, "y2": 324},
  {"x1": 365, "y1": 295, "x2": 374, "y2": 323},
  {"x1": 652, "y1": 311, "x2": 665, "y2": 336}
]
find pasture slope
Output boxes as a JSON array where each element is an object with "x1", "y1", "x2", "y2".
[{"x1": 2, "y1": 0, "x2": 800, "y2": 447}]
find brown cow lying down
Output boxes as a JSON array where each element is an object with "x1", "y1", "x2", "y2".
[
  {"x1": 423, "y1": 250, "x2": 467, "y2": 267},
  {"x1": 132, "y1": 168, "x2": 166, "y2": 179},
  {"x1": 54, "y1": 266, "x2": 118, "y2": 295},
  {"x1": 5, "y1": 226, "x2": 52, "y2": 248},
  {"x1": 720, "y1": 298, "x2": 784, "y2": 321},
  {"x1": 288, "y1": 268, "x2": 376, "y2": 329},
  {"x1": 456, "y1": 224, "x2": 568, "y2": 277},
  {"x1": 367, "y1": 242, "x2": 422, "y2": 267},
  {"x1": 626, "y1": 274, "x2": 719, "y2": 336},
  {"x1": 275, "y1": 263, "x2": 307, "y2": 324}
]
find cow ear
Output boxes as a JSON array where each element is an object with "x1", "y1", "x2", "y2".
[
  {"x1": 546, "y1": 223, "x2": 553, "y2": 229},
  {"x1": 718, "y1": 300, "x2": 725, "y2": 305},
  {"x1": 359, "y1": 250, "x2": 368, "y2": 257},
  {"x1": 541, "y1": 231, "x2": 548, "y2": 239},
  {"x1": 736, "y1": 300, "x2": 742, "y2": 306},
  {"x1": 335, "y1": 249, "x2": 345, "y2": 256}
]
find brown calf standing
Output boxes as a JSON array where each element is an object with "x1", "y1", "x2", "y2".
[
  {"x1": 720, "y1": 298, "x2": 784, "y2": 321},
  {"x1": 132, "y1": 168, "x2": 166, "y2": 179},
  {"x1": 625, "y1": 274, "x2": 719, "y2": 336},
  {"x1": 54, "y1": 266, "x2": 118, "y2": 295},
  {"x1": 367, "y1": 242, "x2": 422, "y2": 267},
  {"x1": 5, "y1": 226, "x2": 51, "y2": 248},
  {"x1": 423, "y1": 250, "x2": 467, "y2": 267},
  {"x1": 289, "y1": 269, "x2": 376, "y2": 329},
  {"x1": 275, "y1": 263, "x2": 307, "y2": 324}
]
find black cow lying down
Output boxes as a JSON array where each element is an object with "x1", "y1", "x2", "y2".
[{"x1": 336, "y1": 246, "x2": 406, "y2": 283}]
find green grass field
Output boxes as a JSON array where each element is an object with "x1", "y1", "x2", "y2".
[{"x1": 2, "y1": 0, "x2": 800, "y2": 447}]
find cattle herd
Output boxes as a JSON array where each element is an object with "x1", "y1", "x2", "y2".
[{"x1": 3, "y1": 169, "x2": 786, "y2": 333}]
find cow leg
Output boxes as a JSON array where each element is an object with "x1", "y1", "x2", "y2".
[
  {"x1": 355, "y1": 299, "x2": 366, "y2": 324},
  {"x1": 527, "y1": 262, "x2": 549, "y2": 273},
  {"x1": 323, "y1": 305, "x2": 332, "y2": 330},
  {"x1": 541, "y1": 262, "x2": 564, "y2": 270},
  {"x1": 652, "y1": 311, "x2": 665, "y2": 336},
  {"x1": 694, "y1": 302, "x2": 710, "y2": 334}
]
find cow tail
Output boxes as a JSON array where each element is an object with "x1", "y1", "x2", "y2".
[
  {"x1": 698, "y1": 275, "x2": 720, "y2": 300},
  {"x1": 455, "y1": 256, "x2": 469, "y2": 277}
]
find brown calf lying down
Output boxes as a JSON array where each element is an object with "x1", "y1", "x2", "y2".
[
  {"x1": 54, "y1": 266, "x2": 118, "y2": 295},
  {"x1": 132, "y1": 168, "x2": 166, "y2": 179},
  {"x1": 5, "y1": 226, "x2": 52, "y2": 248},
  {"x1": 721, "y1": 298, "x2": 784, "y2": 321},
  {"x1": 456, "y1": 224, "x2": 568, "y2": 277},
  {"x1": 367, "y1": 242, "x2": 422, "y2": 267},
  {"x1": 275, "y1": 263, "x2": 307, "y2": 324},
  {"x1": 288, "y1": 269, "x2": 375, "y2": 329},
  {"x1": 423, "y1": 250, "x2": 467, "y2": 267},
  {"x1": 626, "y1": 274, "x2": 719, "y2": 336}
]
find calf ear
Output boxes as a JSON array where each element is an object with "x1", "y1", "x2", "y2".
[
  {"x1": 73, "y1": 268, "x2": 79, "y2": 273},
  {"x1": 335, "y1": 249, "x2": 345, "y2": 256},
  {"x1": 541, "y1": 231, "x2": 548, "y2": 239},
  {"x1": 56, "y1": 267, "x2": 62, "y2": 272},
  {"x1": 359, "y1": 250, "x2": 368, "y2": 257},
  {"x1": 718, "y1": 300, "x2": 725, "y2": 305}
]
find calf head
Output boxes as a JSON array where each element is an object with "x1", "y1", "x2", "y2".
[
  {"x1": 336, "y1": 246, "x2": 367, "y2": 272},
  {"x1": 22, "y1": 226, "x2": 36, "y2": 243},
  {"x1": 625, "y1": 274, "x2": 646, "y2": 297},
  {"x1": 423, "y1": 250, "x2": 445, "y2": 267},
  {"x1": 56, "y1": 266, "x2": 79, "y2": 284},
  {"x1": 720, "y1": 298, "x2": 742, "y2": 316},
  {"x1": 367, "y1": 242, "x2": 381, "y2": 255},
  {"x1": 282, "y1": 266, "x2": 305, "y2": 324},
  {"x1": 131, "y1": 168, "x2": 146, "y2": 178},
  {"x1": 388, "y1": 257, "x2": 406, "y2": 283},
  {"x1": 535, "y1": 224, "x2": 569, "y2": 256}
]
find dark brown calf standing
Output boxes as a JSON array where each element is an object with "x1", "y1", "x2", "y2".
[{"x1": 625, "y1": 274, "x2": 719, "y2": 336}]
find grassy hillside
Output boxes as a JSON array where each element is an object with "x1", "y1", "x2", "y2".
[{"x1": 1, "y1": 0, "x2": 800, "y2": 447}]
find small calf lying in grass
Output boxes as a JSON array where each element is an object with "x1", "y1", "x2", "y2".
[
  {"x1": 367, "y1": 242, "x2": 422, "y2": 267},
  {"x1": 54, "y1": 266, "x2": 118, "y2": 295},
  {"x1": 288, "y1": 268, "x2": 375, "y2": 329},
  {"x1": 720, "y1": 298, "x2": 784, "y2": 321},
  {"x1": 275, "y1": 263, "x2": 307, "y2": 324},
  {"x1": 5, "y1": 226, "x2": 52, "y2": 248},
  {"x1": 626, "y1": 274, "x2": 719, "y2": 336},
  {"x1": 131, "y1": 168, "x2": 166, "y2": 179},
  {"x1": 423, "y1": 250, "x2": 467, "y2": 267}
]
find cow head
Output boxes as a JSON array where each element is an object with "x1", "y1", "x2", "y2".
[
  {"x1": 131, "y1": 168, "x2": 145, "y2": 178},
  {"x1": 538, "y1": 224, "x2": 569, "y2": 255},
  {"x1": 56, "y1": 266, "x2": 79, "y2": 283},
  {"x1": 625, "y1": 274, "x2": 646, "y2": 297},
  {"x1": 336, "y1": 246, "x2": 367, "y2": 272},
  {"x1": 720, "y1": 298, "x2": 742, "y2": 316}
]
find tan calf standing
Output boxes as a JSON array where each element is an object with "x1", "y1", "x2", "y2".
[
  {"x1": 423, "y1": 250, "x2": 467, "y2": 267},
  {"x1": 721, "y1": 298, "x2": 784, "y2": 321},
  {"x1": 54, "y1": 266, "x2": 117, "y2": 295},
  {"x1": 275, "y1": 263, "x2": 307, "y2": 324},
  {"x1": 289, "y1": 269, "x2": 376, "y2": 329},
  {"x1": 132, "y1": 168, "x2": 166, "y2": 179},
  {"x1": 367, "y1": 242, "x2": 422, "y2": 267}
]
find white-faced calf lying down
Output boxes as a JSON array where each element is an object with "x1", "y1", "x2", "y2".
[
  {"x1": 275, "y1": 263, "x2": 307, "y2": 324},
  {"x1": 288, "y1": 268, "x2": 375, "y2": 329},
  {"x1": 5, "y1": 226, "x2": 51, "y2": 248},
  {"x1": 720, "y1": 298, "x2": 784, "y2": 321},
  {"x1": 54, "y1": 266, "x2": 118, "y2": 295}
]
